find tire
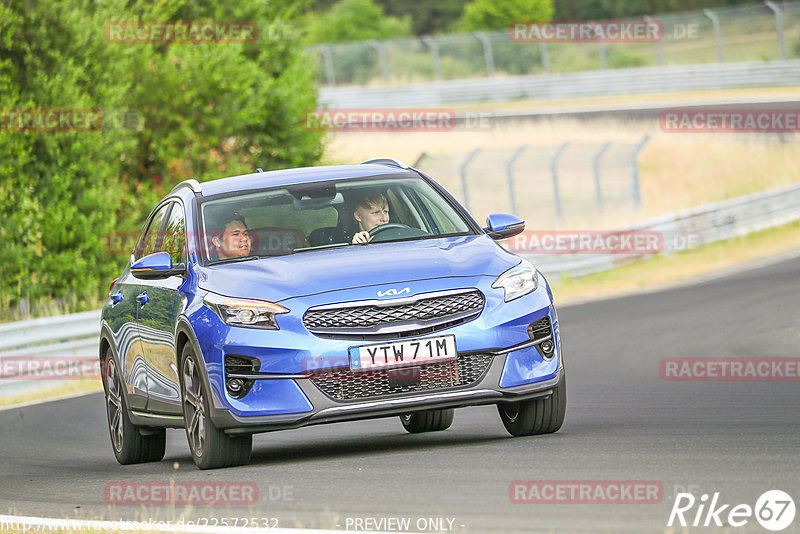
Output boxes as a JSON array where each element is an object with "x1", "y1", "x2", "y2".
[
  {"x1": 181, "y1": 344, "x2": 252, "y2": 469},
  {"x1": 103, "y1": 350, "x2": 166, "y2": 465},
  {"x1": 497, "y1": 376, "x2": 566, "y2": 437},
  {"x1": 400, "y1": 409, "x2": 454, "y2": 433}
]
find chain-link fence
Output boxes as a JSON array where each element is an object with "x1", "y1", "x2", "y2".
[
  {"x1": 414, "y1": 137, "x2": 650, "y2": 227},
  {"x1": 311, "y1": 1, "x2": 800, "y2": 86}
]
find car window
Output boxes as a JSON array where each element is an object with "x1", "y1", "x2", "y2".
[
  {"x1": 198, "y1": 176, "x2": 473, "y2": 263},
  {"x1": 136, "y1": 203, "x2": 171, "y2": 258},
  {"x1": 161, "y1": 203, "x2": 186, "y2": 264},
  {"x1": 414, "y1": 189, "x2": 462, "y2": 234}
]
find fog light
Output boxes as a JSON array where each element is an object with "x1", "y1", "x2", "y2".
[
  {"x1": 227, "y1": 378, "x2": 245, "y2": 394},
  {"x1": 540, "y1": 340, "x2": 554, "y2": 354}
]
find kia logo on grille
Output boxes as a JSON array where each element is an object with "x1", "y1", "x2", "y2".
[{"x1": 377, "y1": 287, "x2": 411, "y2": 297}]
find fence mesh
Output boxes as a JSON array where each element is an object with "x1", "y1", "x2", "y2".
[
  {"x1": 312, "y1": 1, "x2": 800, "y2": 86},
  {"x1": 415, "y1": 140, "x2": 647, "y2": 228}
]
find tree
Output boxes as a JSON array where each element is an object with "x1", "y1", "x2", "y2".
[
  {"x1": 459, "y1": 0, "x2": 554, "y2": 31},
  {"x1": 0, "y1": 0, "x2": 324, "y2": 316},
  {"x1": 376, "y1": 0, "x2": 468, "y2": 35},
  {"x1": 305, "y1": 0, "x2": 413, "y2": 43}
]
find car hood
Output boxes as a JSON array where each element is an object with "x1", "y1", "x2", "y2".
[{"x1": 195, "y1": 235, "x2": 519, "y2": 302}]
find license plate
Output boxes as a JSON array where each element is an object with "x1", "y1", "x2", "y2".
[{"x1": 348, "y1": 335, "x2": 457, "y2": 372}]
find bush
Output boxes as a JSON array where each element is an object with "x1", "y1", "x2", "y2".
[
  {"x1": 459, "y1": 0, "x2": 554, "y2": 32},
  {"x1": 0, "y1": 0, "x2": 324, "y2": 317},
  {"x1": 607, "y1": 47, "x2": 652, "y2": 69},
  {"x1": 305, "y1": 0, "x2": 413, "y2": 44}
]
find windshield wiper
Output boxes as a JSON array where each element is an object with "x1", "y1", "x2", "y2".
[
  {"x1": 292, "y1": 243, "x2": 352, "y2": 253},
  {"x1": 207, "y1": 255, "x2": 263, "y2": 266}
]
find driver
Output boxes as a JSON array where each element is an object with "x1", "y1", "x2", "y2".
[
  {"x1": 211, "y1": 213, "x2": 252, "y2": 259},
  {"x1": 351, "y1": 192, "x2": 389, "y2": 244}
]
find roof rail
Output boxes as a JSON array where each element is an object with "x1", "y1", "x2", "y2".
[
  {"x1": 360, "y1": 158, "x2": 409, "y2": 169},
  {"x1": 170, "y1": 179, "x2": 202, "y2": 194}
]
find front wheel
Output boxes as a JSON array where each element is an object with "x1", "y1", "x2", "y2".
[
  {"x1": 181, "y1": 344, "x2": 252, "y2": 469},
  {"x1": 104, "y1": 351, "x2": 166, "y2": 465},
  {"x1": 498, "y1": 376, "x2": 566, "y2": 437},
  {"x1": 400, "y1": 409, "x2": 454, "y2": 433}
]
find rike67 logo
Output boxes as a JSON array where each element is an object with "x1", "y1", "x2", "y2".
[{"x1": 668, "y1": 490, "x2": 795, "y2": 531}]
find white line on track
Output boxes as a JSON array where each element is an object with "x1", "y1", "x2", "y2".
[
  {"x1": 0, "y1": 388, "x2": 102, "y2": 412},
  {"x1": 0, "y1": 514, "x2": 392, "y2": 534}
]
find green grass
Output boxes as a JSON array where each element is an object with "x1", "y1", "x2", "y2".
[{"x1": 551, "y1": 219, "x2": 800, "y2": 303}]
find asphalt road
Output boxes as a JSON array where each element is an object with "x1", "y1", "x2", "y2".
[{"x1": 1, "y1": 254, "x2": 798, "y2": 533}]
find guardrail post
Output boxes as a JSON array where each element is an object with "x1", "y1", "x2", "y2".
[
  {"x1": 368, "y1": 39, "x2": 390, "y2": 83},
  {"x1": 765, "y1": 1, "x2": 787, "y2": 61},
  {"x1": 593, "y1": 141, "x2": 612, "y2": 213},
  {"x1": 459, "y1": 148, "x2": 482, "y2": 211},
  {"x1": 551, "y1": 142, "x2": 570, "y2": 222},
  {"x1": 539, "y1": 39, "x2": 550, "y2": 73},
  {"x1": 316, "y1": 45, "x2": 336, "y2": 86},
  {"x1": 506, "y1": 145, "x2": 527, "y2": 215},
  {"x1": 598, "y1": 40, "x2": 608, "y2": 70},
  {"x1": 643, "y1": 16, "x2": 663, "y2": 66},
  {"x1": 630, "y1": 135, "x2": 650, "y2": 209},
  {"x1": 421, "y1": 36, "x2": 442, "y2": 81},
  {"x1": 474, "y1": 32, "x2": 496, "y2": 76},
  {"x1": 703, "y1": 9, "x2": 725, "y2": 63}
]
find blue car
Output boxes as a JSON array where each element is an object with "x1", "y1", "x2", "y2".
[{"x1": 100, "y1": 159, "x2": 566, "y2": 469}]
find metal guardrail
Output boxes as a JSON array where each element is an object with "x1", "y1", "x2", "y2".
[
  {"x1": 0, "y1": 310, "x2": 101, "y2": 398},
  {"x1": 319, "y1": 60, "x2": 800, "y2": 108},
  {"x1": 0, "y1": 310, "x2": 100, "y2": 355},
  {"x1": 2, "y1": 181, "x2": 799, "y2": 397},
  {"x1": 523, "y1": 180, "x2": 800, "y2": 278}
]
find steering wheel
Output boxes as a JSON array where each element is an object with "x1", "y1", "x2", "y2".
[{"x1": 368, "y1": 223, "x2": 410, "y2": 238}]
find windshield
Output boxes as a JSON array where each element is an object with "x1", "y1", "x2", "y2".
[{"x1": 198, "y1": 175, "x2": 474, "y2": 264}]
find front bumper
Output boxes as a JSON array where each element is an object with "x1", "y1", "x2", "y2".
[
  {"x1": 215, "y1": 366, "x2": 565, "y2": 435},
  {"x1": 190, "y1": 275, "x2": 562, "y2": 432}
]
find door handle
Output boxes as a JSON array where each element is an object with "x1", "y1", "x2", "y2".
[{"x1": 136, "y1": 292, "x2": 149, "y2": 307}]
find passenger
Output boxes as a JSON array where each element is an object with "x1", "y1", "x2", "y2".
[
  {"x1": 351, "y1": 193, "x2": 389, "y2": 244},
  {"x1": 211, "y1": 213, "x2": 251, "y2": 259}
]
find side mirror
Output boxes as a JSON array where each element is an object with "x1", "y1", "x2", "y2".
[
  {"x1": 131, "y1": 251, "x2": 186, "y2": 280},
  {"x1": 484, "y1": 213, "x2": 525, "y2": 240}
]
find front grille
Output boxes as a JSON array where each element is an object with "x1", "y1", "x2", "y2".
[
  {"x1": 303, "y1": 289, "x2": 485, "y2": 340},
  {"x1": 308, "y1": 353, "x2": 494, "y2": 401}
]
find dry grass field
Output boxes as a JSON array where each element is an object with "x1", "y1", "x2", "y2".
[{"x1": 324, "y1": 115, "x2": 800, "y2": 230}]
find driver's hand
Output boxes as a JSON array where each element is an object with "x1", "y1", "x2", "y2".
[{"x1": 352, "y1": 231, "x2": 372, "y2": 245}]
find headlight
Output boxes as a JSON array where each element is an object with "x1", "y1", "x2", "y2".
[
  {"x1": 203, "y1": 292, "x2": 289, "y2": 330},
  {"x1": 492, "y1": 259, "x2": 539, "y2": 302}
]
